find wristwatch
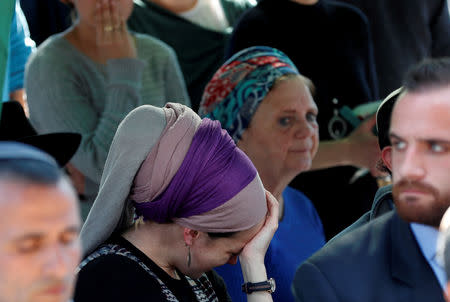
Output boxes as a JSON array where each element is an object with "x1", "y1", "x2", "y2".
[{"x1": 241, "y1": 278, "x2": 276, "y2": 294}]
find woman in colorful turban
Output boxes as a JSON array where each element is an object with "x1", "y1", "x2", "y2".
[
  {"x1": 199, "y1": 46, "x2": 325, "y2": 302},
  {"x1": 74, "y1": 103, "x2": 278, "y2": 302}
]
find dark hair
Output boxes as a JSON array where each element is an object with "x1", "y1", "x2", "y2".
[
  {"x1": 0, "y1": 159, "x2": 62, "y2": 185},
  {"x1": 377, "y1": 57, "x2": 450, "y2": 151},
  {"x1": 403, "y1": 57, "x2": 450, "y2": 93},
  {"x1": 376, "y1": 158, "x2": 391, "y2": 175},
  {"x1": 207, "y1": 231, "x2": 238, "y2": 239}
]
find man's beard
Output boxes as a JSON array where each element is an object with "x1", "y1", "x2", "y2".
[{"x1": 393, "y1": 179, "x2": 450, "y2": 228}]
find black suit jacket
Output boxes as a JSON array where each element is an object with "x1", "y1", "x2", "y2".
[{"x1": 292, "y1": 211, "x2": 444, "y2": 302}]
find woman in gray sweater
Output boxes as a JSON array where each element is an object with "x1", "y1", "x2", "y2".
[{"x1": 25, "y1": 0, "x2": 190, "y2": 208}]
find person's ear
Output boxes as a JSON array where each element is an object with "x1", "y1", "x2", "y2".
[
  {"x1": 183, "y1": 228, "x2": 199, "y2": 246},
  {"x1": 381, "y1": 146, "x2": 392, "y2": 171}
]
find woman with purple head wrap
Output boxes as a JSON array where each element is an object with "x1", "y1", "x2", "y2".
[
  {"x1": 199, "y1": 46, "x2": 326, "y2": 302},
  {"x1": 75, "y1": 103, "x2": 278, "y2": 302}
]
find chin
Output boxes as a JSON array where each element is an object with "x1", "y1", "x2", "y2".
[
  {"x1": 395, "y1": 202, "x2": 446, "y2": 227},
  {"x1": 393, "y1": 189, "x2": 450, "y2": 227},
  {"x1": 292, "y1": 159, "x2": 312, "y2": 174}
]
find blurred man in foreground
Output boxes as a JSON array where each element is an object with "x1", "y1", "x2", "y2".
[
  {"x1": 0, "y1": 142, "x2": 81, "y2": 302},
  {"x1": 293, "y1": 57, "x2": 450, "y2": 302}
]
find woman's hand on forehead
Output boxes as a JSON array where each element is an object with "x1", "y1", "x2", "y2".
[{"x1": 240, "y1": 190, "x2": 279, "y2": 265}]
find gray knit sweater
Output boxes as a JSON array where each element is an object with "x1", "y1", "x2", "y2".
[{"x1": 25, "y1": 32, "x2": 190, "y2": 186}]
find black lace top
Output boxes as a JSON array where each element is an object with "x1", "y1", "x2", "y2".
[{"x1": 74, "y1": 236, "x2": 231, "y2": 302}]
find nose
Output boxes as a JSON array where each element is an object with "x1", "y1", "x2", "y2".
[
  {"x1": 294, "y1": 118, "x2": 316, "y2": 139},
  {"x1": 397, "y1": 145, "x2": 426, "y2": 181},
  {"x1": 227, "y1": 255, "x2": 238, "y2": 265}
]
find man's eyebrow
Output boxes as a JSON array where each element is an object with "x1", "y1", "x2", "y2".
[
  {"x1": 388, "y1": 132, "x2": 402, "y2": 141},
  {"x1": 61, "y1": 226, "x2": 82, "y2": 235},
  {"x1": 12, "y1": 226, "x2": 81, "y2": 242},
  {"x1": 12, "y1": 233, "x2": 44, "y2": 242},
  {"x1": 389, "y1": 132, "x2": 450, "y2": 145},
  {"x1": 420, "y1": 138, "x2": 450, "y2": 145}
]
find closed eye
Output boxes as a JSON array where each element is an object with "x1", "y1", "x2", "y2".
[
  {"x1": 15, "y1": 237, "x2": 43, "y2": 254},
  {"x1": 60, "y1": 230, "x2": 80, "y2": 246}
]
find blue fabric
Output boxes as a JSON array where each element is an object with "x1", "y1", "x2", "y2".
[
  {"x1": 214, "y1": 186, "x2": 325, "y2": 302},
  {"x1": 410, "y1": 223, "x2": 446, "y2": 289},
  {"x1": 2, "y1": 1, "x2": 34, "y2": 102},
  {"x1": 0, "y1": 0, "x2": 15, "y2": 106}
]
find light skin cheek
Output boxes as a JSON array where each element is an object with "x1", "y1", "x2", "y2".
[
  {"x1": 253, "y1": 135, "x2": 282, "y2": 160},
  {"x1": 311, "y1": 134, "x2": 319, "y2": 157},
  {"x1": 0, "y1": 256, "x2": 36, "y2": 299},
  {"x1": 432, "y1": 167, "x2": 450, "y2": 196},
  {"x1": 272, "y1": 143, "x2": 290, "y2": 163},
  {"x1": 282, "y1": 132, "x2": 297, "y2": 156},
  {"x1": 269, "y1": 127, "x2": 292, "y2": 149},
  {"x1": 68, "y1": 247, "x2": 82, "y2": 270}
]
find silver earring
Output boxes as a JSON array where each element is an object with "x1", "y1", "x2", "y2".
[{"x1": 187, "y1": 245, "x2": 192, "y2": 268}]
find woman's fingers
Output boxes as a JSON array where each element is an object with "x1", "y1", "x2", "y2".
[
  {"x1": 101, "y1": 0, "x2": 114, "y2": 44},
  {"x1": 95, "y1": 0, "x2": 105, "y2": 44},
  {"x1": 240, "y1": 190, "x2": 279, "y2": 263},
  {"x1": 257, "y1": 191, "x2": 279, "y2": 248},
  {"x1": 265, "y1": 190, "x2": 279, "y2": 230},
  {"x1": 260, "y1": 190, "x2": 279, "y2": 244},
  {"x1": 95, "y1": 0, "x2": 114, "y2": 45},
  {"x1": 110, "y1": 0, "x2": 123, "y2": 41},
  {"x1": 94, "y1": 0, "x2": 137, "y2": 59}
]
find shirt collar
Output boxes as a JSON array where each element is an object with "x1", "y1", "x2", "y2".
[
  {"x1": 410, "y1": 222, "x2": 440, "y2": 261},
  {"x1": 410, "y1": 223, "x2": 447, "y2": 290}
]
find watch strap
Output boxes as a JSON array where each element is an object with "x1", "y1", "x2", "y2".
[{"x1": 241, "y1": 278, "x2": 275, "y2": 294}]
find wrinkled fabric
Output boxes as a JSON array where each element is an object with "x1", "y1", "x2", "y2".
[{"x1": 134, "y1": 118, "x2": 256, "y2": 220}]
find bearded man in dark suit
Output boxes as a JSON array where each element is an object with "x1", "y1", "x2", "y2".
[{"x1": 293, "y1": 57, "x2": 450, "y2": 302}]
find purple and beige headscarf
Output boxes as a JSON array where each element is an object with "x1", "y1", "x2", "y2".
[
  {"x1": 199, "y1": 46, "x2": 300, "y2": 142},
  {"x1": 80, "y1": 103, "x2": 267, "y2": 255}
]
